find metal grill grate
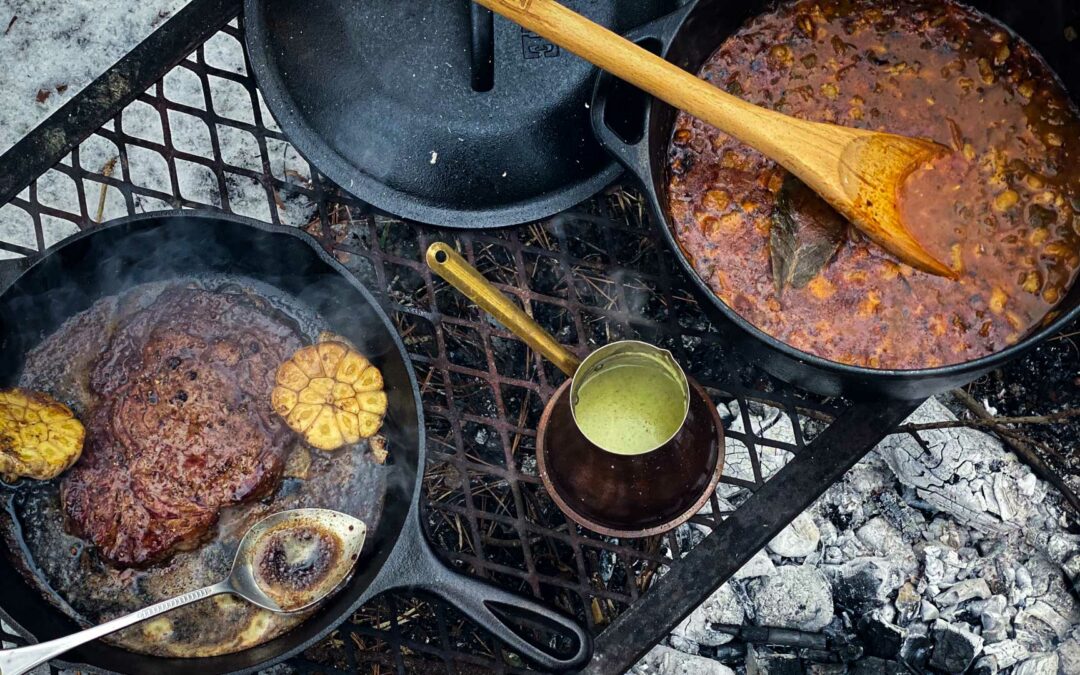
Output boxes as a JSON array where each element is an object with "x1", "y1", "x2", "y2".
[{"x1": 0, "y1": 7, "x2": 920, "y2": 674}]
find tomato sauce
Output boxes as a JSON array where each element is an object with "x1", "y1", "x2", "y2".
[{"x1": 667, "y1": 0, "x2": 1080, "y2": 368}]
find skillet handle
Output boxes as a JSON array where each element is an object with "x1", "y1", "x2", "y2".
[
  {"x1": 588, "y1": 8, "x2": 690, "y2": 182},
  {"x1": 428, "y1": 565, "x2": 592, "y2": 671},
  {"x1": 376, "y1": 522, "x2": 591, "y2": 671},
  {"x1": 590, "y1": 69, "x2": 649, "y2": 179}
]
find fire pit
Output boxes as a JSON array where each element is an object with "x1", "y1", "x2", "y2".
[{"x1": 0, "y1": 1, "x2": 1076, "y2": 673}]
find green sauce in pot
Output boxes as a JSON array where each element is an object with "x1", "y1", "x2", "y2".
[{"x1": 572, "y1": 360, "x2": 687, "y2": 456}]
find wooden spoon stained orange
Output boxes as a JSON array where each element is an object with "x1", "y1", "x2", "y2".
[{"x1": 475, "y1": 0, "x2": 957, "y2": 279}]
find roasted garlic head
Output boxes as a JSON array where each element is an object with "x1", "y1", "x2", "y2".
[
  {"x1": 271, "y1": 339, "x2": 387, "y2": 451},
  {"x1": 0, "y1": 388, "x2": 85, "y2": 481}
]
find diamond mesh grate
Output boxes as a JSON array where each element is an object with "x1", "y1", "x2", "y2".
[{"x1": 0, "y1": 12, "x2": 911, "y2": 675}]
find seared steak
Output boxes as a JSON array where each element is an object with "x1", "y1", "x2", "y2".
[{"x1": 61, "y1": 287, "x2": 303, "y2": 566}]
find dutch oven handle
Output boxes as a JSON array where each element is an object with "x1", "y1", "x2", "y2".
[
  {"x1": 375, "y1": 519, "x2": 591, "y2": 671},
  {"x1": 589, "y1": 5, "x2": 692, "y2": 182}
]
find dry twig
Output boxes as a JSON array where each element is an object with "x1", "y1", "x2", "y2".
[
  {"x1": 950, "y1": 388, "x2": 1080, "y2": 516},
  {"x1": 899, "y1": 407, "x2": 1080, "y2": 432},
  {"x1": 95, "y1": 157, "x2": 117, "y2": 223}
]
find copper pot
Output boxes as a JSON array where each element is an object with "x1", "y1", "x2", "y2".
[{"x1": 426, "y1": 243, "x2": 724, "y2": 537}]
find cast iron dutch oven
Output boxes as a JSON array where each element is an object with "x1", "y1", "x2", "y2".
[
  {"x1": 0, "y1": 212, "x2": 589, "y2": 673},
  {"x1": 590, "y1": 0, "x2": 1080, "y2": 400}
]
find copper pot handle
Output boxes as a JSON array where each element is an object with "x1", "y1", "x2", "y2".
[{"x1": 425, "y1": 242, "x2": 581, "y2": 376}]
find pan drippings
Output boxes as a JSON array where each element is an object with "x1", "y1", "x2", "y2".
[
  {"x1": 0, "y1": 278, "x2": 389, "y2": 657},
  {"x1": 251, "y1": 521, "x2": 348, "y2": 612}
]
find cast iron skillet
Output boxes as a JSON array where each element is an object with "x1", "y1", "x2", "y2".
[
  {"x1": 0, "y1": 211, "x2": 589, "y2": 673},
  {"x1": 590, "y1": 0, "x2": 1080, "y2": 400},
  {"x1": 243, "y1": 0, "x2": 677, "y2": 228}
]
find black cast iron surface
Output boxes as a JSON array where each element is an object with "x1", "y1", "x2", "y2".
[
  {"x1": 243, "y1": 0, "x2": 681, "y2": 228},
  {"x1": 0, "y1": 2, "x2": 927, "y2": 673}
]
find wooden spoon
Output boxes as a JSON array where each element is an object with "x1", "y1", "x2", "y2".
[{"x1": 475, "y1": 0, "x2": 957, "y2": 279}]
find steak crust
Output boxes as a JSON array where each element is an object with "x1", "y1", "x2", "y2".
[{"x1": 61, "y1": 287, "x2": 303, "y2": 567}]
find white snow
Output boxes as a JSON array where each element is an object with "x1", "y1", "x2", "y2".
[
  {"x1": 0, "y1": 10, "x2": 317, "y2": 255},
  {"x1": 0, "y1": 0, "x2": 191, "y2": 155}
]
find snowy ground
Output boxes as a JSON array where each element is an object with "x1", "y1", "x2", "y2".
[
  {"x1": 0, "y1": 2, "x2": 316, "y2": 255},
  {"x1": 0, "y1": 0, "x2": 189, "y2": 155}
]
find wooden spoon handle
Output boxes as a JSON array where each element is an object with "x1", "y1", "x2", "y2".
[
  {"x1": 476, "y1": 0, "x2": 956, "y2": 280},
  {"x1": 474, "y1": 0, "x2": 805, "y2": 158},
  {"x1": 426, "y1": 243, "x2": 582, "y2": 377}
]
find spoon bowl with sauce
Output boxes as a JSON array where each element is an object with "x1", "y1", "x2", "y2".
[
  {"x1": 0, "y1": 509, "x2": 367, "y2": 675},
  {"x1": 236, "y1": 508, "x2": 367, "y2": 614}
]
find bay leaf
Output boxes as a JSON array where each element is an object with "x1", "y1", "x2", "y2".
[{"x1": 769, "y1": 175, "x2": 847, "y2": 295}]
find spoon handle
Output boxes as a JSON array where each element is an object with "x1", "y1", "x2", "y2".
[
  {"x1": 426, "y1": 242, "x2": 582, "y2": 376},
  {"x1": 0, "y1": 581, "x2": 233, "y2": 675},
  {"x1": 473, "y1": 0, "x2": 789, "y2": 160},
  {"x1": 473, "y1": 0, "x2": 954, "y2": 279}
]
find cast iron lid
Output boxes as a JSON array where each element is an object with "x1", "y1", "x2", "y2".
[{"x1": 244, "y1": 0, "x2": 678, "y2": 228}]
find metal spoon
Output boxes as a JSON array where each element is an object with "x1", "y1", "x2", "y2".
[{"x1": 0, "y1": 508, "x2": 366, "y2": 675}]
